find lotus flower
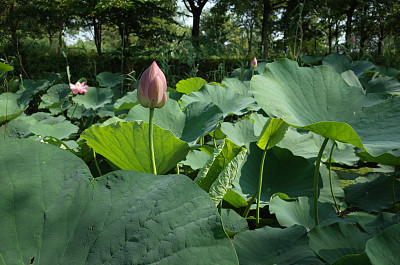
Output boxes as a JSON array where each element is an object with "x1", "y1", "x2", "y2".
[
  {"x1": 251, "y1": 57, "x2": 257, "y2": 68},
  {"x1": 69, "y1": 82, "x2": 89, "y2": 94},
  {"x1": 137, "y1": 61, "x2": 167, "y2": 108}
]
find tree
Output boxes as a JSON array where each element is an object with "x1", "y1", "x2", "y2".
[
  {"x1": 183, "y1": 0, "x2": 208, "y2": 38},
  {"x1": 228, "y1": 0, "x2": 261, "y2": 54},
  {"x1": 260, "y1": 0, "x2": 288, "y2": 58}
]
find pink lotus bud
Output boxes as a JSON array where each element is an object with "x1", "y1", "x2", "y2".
[
  {"x1": 349, "y1": 35, "x2": 355, "y2": 45},
  {"x1": 137, "y1": 61, "x2": 167, "y2": 108},
  {"x1": 69, "y1": 81, "x2": 89, "y2": 94},
  {"x1": 251, "y1": 57, "x2": 257, "y2": 68}
]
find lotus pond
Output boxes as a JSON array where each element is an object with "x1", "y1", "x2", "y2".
[{"x1": 0, "y1": 54, "x2": 400, "y2": 264}]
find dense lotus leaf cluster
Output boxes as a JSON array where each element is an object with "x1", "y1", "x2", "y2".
[{"x1": 0, "y1": 54, "x2": 399, "y2": 264}]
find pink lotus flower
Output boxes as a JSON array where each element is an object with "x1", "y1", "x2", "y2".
[
  {"x1": 251, "y1": 57, "x2": 257, "y2": 68},
  {"x1": 137, "y1": 61, "x2": 167, "y2": 108},
  {"x1": 69, "y1": 82, "x2": 89, "y2": 94}
]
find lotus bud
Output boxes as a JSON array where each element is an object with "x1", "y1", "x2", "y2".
[
  {"x1": 251, "y1": 57, "x2": 257, "y2": 68},
  {"x1": 349, "y1": 35, "x2": 355, "y2": 45},
  {"x1": 137, "y1": 61, "x2": 167, "y2": 108}
]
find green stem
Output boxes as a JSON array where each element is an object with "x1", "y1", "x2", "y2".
[
  {"x1": 93, "y1": 149, "x2": 102, "y2": 177},
  {"x1": 213, "y1": 131, "x2": 217, "y2": 148},
  {"x1": 149, "y1": 107, "x2": 157, "y2": 175},
  {"x1": 70, "y1": 102, "x2": 78, "y2": 119},
  {"x1": 314, "y1": 137, "x2": 329, "y2": 226},
  {"x1": 392, "y1": 166, "x2": 398, "y2": 212},
  {"x1": 328, "y1": 140, "x2": 341, "y2": 215},
  {"x1": 257, "y1": 141, "x2": 269, "y2": 228},
  {"x1": 243, "y1": 191, "x2": 257, "y2": 218},
  {"x1": 251, "y1": 67, "x2": 255, "y2": 78}
]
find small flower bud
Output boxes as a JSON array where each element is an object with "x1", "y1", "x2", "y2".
[
  {"x1": 137, "y1": 61, "x2": 167, "y2": 108},
  {"x1": 251, "y1": 57, "x2": 257, "y2": 68}
]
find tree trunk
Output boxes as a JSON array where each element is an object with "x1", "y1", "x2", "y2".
[
  {"x1": 192, "y1": 8, "x2": 201, "y2": 38},
  {"x1": 248, "y1": 24, "x2": 254, "y2": 54},
  {"x1": 335, "y1": 22, "x2": 340, "y2": 53},
  {"x1": 261, "y1": 0, "x2": 272, "y2": 58},
  {"x1": 377, "y1": 23, "x2": 384, "y2": 55},
  {"x1": 57, "y1": 24, "x2": 63, "y2": 54},
  {"x1": 345, "y1": 0, "x2": 358, "y2": 48},
  {"x1": 328, "y1": 19, "x2": 332, "y2": 54},
  {"x1": 93, "y1": 18, "x2": 102, "y2": 56}
]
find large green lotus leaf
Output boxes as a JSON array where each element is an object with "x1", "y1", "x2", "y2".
[
  {"x1": 0, "y1": 114, "x2": 37, "y2": 139},
  {"x1": 39, "y1": 84, "x2": 71, "y2": 109},
  {"x1": 332, "y1": 252, "x2": 371, "y2": 265},
  {"x1": 175, "y1": 77, "x2": 207, "y2": 94},
  {"x1": 0, "y1": 62, "x2": 13, "y2": 73},
  {"x1": 73, "y1": 86, "x2": 113, "y2": 110},
  {"x1": 0, "y1": 93, "x2": 26, "y2": 122},
  {"x1": 180, "y1": 84, "x2": 258, "y2": 117},
  {"x1": 127, "y1": 98, "x2": 223, "y2": 143},
  {"x1": 322, "y1": 54, "x2": 375, "y2": 77},
  {"x1": 357, "y1": 212, "x2": 400, "y2": 236},
  {"x1": 113, "y1": 90, "x2": 138, "y2": 111},
  {"x1": 344, "y1": 173, "x2": 400, "y2": 213},
  {"x1": 257, "y1": 118, "x2": 290, "y2": 150},
  {"x1": 249, "y1": 112, "x2": 269, "y2": 137},
  {"x1": 221, "y1": 77, "x2": 251, "y2": 94},
  {"x1": 220, "y1": 119, "x2": 258, "y2": 148},
  {"x1": 365, "y1": 223, "x2": 400, "y2": 265},
  {"x1": 220, "y1": 208, "x2": 248, "y2": 236},
  {"x1": 251, "y1": 58, "x2": 400, "y2": 156},
  {"x1": 341, "y1": 70, "x2": 363, "y2": 89},
  {"x1": 232, "y1": 144, "x2": 317, "y2": 202},
  {"x1": 195, "y1": 138, "x2": 247, "y2": 206},
  {"x1": 96, "y1": 72, "x2": 123, "y2": 88},
  {"x1": 301, "y1": 55, "x2": 324, "y2": 65},
  {"x1": 181, "y1": 150, "x2": 210, "y2": 170},
  {"x1": 277, "y1": 128, "x2": 359, "y2": 166},
  {"x1": 233, "y1": 225, "x2": 323, "y2": 265},
  {"x1": 308, "y1": 222, "x2": 373, "y2": 264},
  {"x1": 0, "y1": 139, "x2": 238, "y2": 264},
  {"x1": 357, "y1": 149, "x2": 400, "y2": 166},
  {"x1": 269, "y1": 193, "x2": 344, "y2": 229},
  {"x1": 223, "y1": 189, "x2": 248, "y2": 208},
  {"x1": 318, "y1": 164, "x2": 345, "y2": 205},
  {"x1": 81, "y1": 121, "x2": 190, "y2": 175},
  {"x1": 29, "y1": 122, "x2": 79, "y2": 139},
  {"x1": 364, "y1": 76, "x2": 400, "y2": 95},
  {"x1": 48, "y1": 100, "x2": 72, "y2": 115},
  {"x1": 375, "y1": 66, "x2": 400, "y2": 77},
  {"x1": 17, "y1": 79, "x2": 50, "y2": 105}
]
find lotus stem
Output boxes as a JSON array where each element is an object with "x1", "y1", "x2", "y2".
[
  {"x1": 70, "y1": 103, "x2": 78, "y2": 119},
  {"x1": 328, "y1": 140, "x2": 341, "y2": 215},
  {"x1": 93, "y1": 149, "x2": 102, "y2": 177},
  {"x1": 314, "y1": 137, "x2": 329, "y2": 226},
  {"x1": 392, "y1": 166, "x2": 398, "y2": 212},
  {"x1": 257, "y1": 140, "x2": 269, "y2": 228},
  {"x1": 149, "y1": 107, "x2": 157, "y2": 175}
]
